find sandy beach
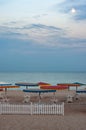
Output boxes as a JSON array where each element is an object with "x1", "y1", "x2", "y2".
[{"x1": 0, "y1": 90, "x2": 86, "y2": 130}]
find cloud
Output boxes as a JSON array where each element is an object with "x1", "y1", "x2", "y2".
[
  {"x1": 53, "y1": 0, "x2": 86, "y2": 21},
  {"x1": 0, "y1": 23, "x2": 65, "y2": 41},
  {"x1": 33, "y1": 14, "x2": 48, "y2": 19},
  {"x1": 0, "y1": 23, "x2": 86, "y2": 50}
]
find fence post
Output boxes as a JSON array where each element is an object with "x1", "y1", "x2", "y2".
[
  {"x1": 30, "y1": 102, "x2": 33, "y2": 115},
  {"x1": 0, "y1": 102, "x2": 2, "y2": 114}
]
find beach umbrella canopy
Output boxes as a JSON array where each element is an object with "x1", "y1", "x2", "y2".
[
  {"x1": 57, "y1": 83, "x2": 80, "y2": 86},
  {"x1": 40, "y1": 85, "x2": 68, "y2": 90},
  {"x1": 0, "y1": 82, "x2": 12, "y2": 94},
  {"x1": 0, "y1": 82, "x2": 11, "y2": 86},
  {"x1": 38, "y1": 82, "x2": 51, "y2": 86},
  {"x1": 23, "y1": 89, "x2": 56, "y2": 93},
  {"x1": 15, "y1": 82, "x2": 38, "y2": 86},
  {"x1": 57, "y1": 83, "x2": 81, "y2": 91},
  {"x1": 15, "y1": 82, "x2": 38, "y2": 89},
  {"x1": 0, "y1": 85, "x2": 20, "y2": 94},
  {"x1": 73, "y1": 82, "x2": 86, "y2": 86},
  {"x1": 76, "y1": 90, "x2": 86, "y2": 93},
  {"x1": 0, "y1": 85, "x2": 19, "y2": 89}
]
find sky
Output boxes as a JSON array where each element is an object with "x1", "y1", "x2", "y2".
[{"x1": 0, "y1": 0, "x2": 86, "y2": 72}]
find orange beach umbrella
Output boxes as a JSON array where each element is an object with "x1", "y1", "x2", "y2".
[
  {"x1": 0, "y1": 85, "x2": 20, "y2": 94},
  {"x1": 38, "y1": 82, "x2": 51, "y2": 86}
]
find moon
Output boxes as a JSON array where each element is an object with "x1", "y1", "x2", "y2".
[{"x1": 71, "y1": 8, "x2": 76, "y2": 13}]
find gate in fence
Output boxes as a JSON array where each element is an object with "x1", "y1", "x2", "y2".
[{"x1": 0, "y1": 102, "x2": 64, "y2": 115}]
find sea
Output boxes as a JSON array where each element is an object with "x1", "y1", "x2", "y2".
[{"x1": 0, "y1": 72, "x2": 86, "y2": 90}]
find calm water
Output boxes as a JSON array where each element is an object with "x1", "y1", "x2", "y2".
[{"x1": 0, "y1": 72, "x2": 86, "y2": 90}]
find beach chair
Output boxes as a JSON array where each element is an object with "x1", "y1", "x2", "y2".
[
  {"x1": 0, "y1": 93, "x2": 9, "y2": 102},
  {"x1": 23, "y1": 95, "x2": 30, "y2": 103},
  {"x1": 51, "y1": 95, "x2": 58, "y2": 103},
  {"x1": 0, "y1": 92, "x2": 4, "y2": 99},
  {"x1": 66, "y1": 95, "x2": 73, "y2": 103},
  {"x1": 2, "y1": 96, "x2": 9, "y2": 102},
  {"x1": 74, "y1": 94, "x2": 79, "y2": 100},
  {"x1": 51, "y1": 98, "x2": 58, "y2": 103}
]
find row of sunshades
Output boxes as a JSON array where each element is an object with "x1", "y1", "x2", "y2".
[{"x1": 0, "y1": 82, "x2": 86, "y2": 93}]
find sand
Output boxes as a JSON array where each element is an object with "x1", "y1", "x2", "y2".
[{"x1": 0, "y1": 90, "x2": 86, "y2": 130}]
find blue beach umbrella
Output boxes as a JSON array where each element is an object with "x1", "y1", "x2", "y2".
[
  {"x1": 23, "y1": 89, "x2": 56, "y2": 100},
  {"x1": 15, "y1": 82, "x2": 38, "y2": 89},
  {"x1": 0, "y1": 82, "x2": 11, "y2": 86},
  {"x1": 73, "y1": 82, "x2": 86, "y2": 86},
  {"x1": 73, "y1": 82, "x2": 86, "y2": 90}
]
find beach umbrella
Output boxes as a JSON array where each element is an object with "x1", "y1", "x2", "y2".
[
  {"x1": 0, "y1": 85, "x2": 20, "y2": 95},
  {"x1": 76, "y1": 90, "x2": 86, "y2": 93},
  {"x1": 0, "y1": 82, "x2": 12, "y2": 94},
  {"x1": 73, "y1": 82, "x2": 86, "y2": 91},
  {"x1": 40, "y1": 85, "x2": 68, "y2": 102},
  {"x1": 57, "y1": 83, "x2": 81, "y2": 91},
  {"x1": 73, "y1": 82, "x2": 86, "y2": 86},
  {"x1": 38, "y1": 82, "x2": 51, "y2": 86},
  {"x1": 0, "y1": 82, "x2": 11, "y2": 86},
  {"x1": 15, "y1": 82, "x2": 38, "y2": 89},
  {"x1": 23, "y1": 89, "x2": 56, "y2": 100},
  {"x1": 40, "y1": 85, "x2": 68, "y2": 90}
]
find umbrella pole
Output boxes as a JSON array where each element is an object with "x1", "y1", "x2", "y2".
[
  {"x1": 39, "y1": 93, "x2": 41, "y2": 99},
  {"x1": 5, "y1": 88, "x2": 7, "y2": 96},
  {"x1": 53, "y1": 92, "x2": 56, "y2": 99},
  {"x1": 39, "y1": 92, "x2": 41, "y2": 103},
  {"x1": 26, "y1": 86, "x2": 28, "y2": 89},
  {"x1": 68, "y1": 86, "x2": 70, "y2": 91}
]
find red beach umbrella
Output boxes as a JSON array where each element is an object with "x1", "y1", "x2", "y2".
[
  {"x1": 57, "y1": 83, "x2": 81, "y2": 91},
  {"x1": 40, "y1": 85, "x2": 68, "y2": 90}
]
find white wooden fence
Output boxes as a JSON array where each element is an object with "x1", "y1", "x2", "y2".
[{"x1": 0, "y1": 102, "x2": 64, "y2": 115}]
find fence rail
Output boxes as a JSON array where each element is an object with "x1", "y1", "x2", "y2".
[{"x1": 0, "y1": 102, "x2": 64, "y2": 115}]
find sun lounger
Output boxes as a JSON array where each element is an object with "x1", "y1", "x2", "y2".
[
  {"x1": 23, "y1": 95, "x2": 30, "y2": 103},
  {"x1": 0, "y1": 93, "x2": 4, "y2": 99},
  {"x1": 74, "y1": 94, "x2": 79, "y2": 100},
  {"x1": 66, "y1": 95, "x2": 73, "y2": 103}
]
